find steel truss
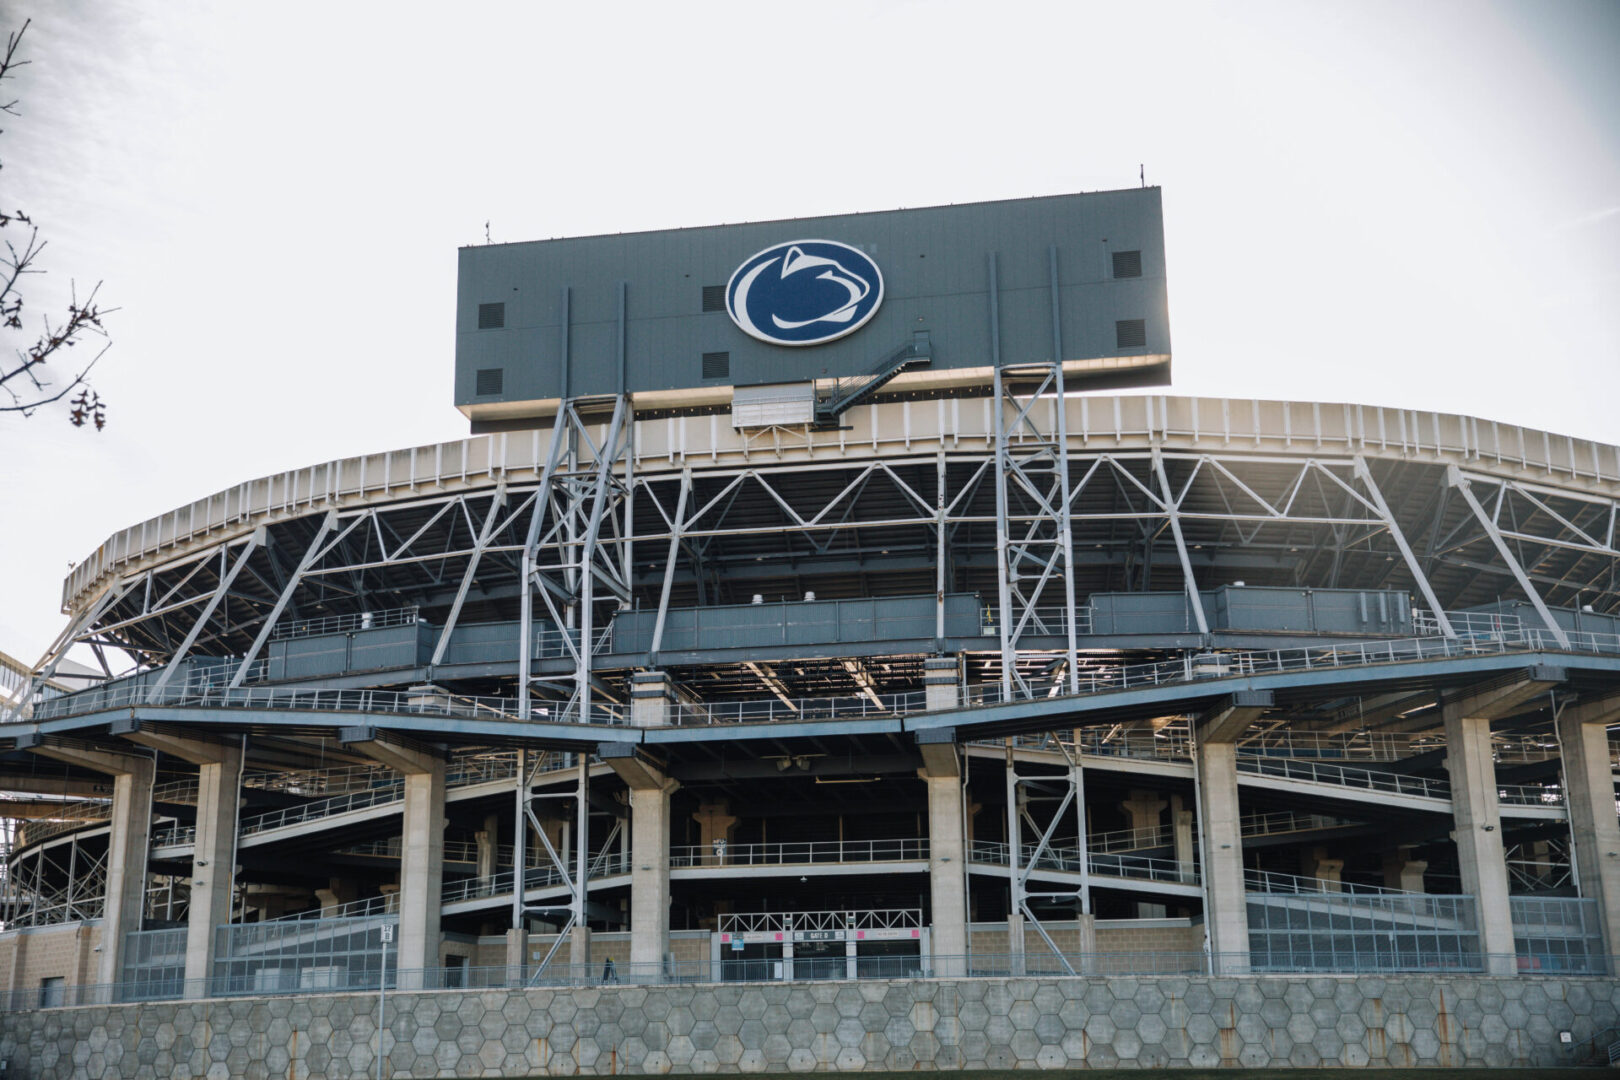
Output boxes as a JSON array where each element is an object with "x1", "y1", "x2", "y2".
[
  {"x1": 998, "y1": 737, "x2": 1088, "y2": 975},
  {"x1": 518, "y1": 397, "x2": 634, "y2": 719},
  {"x1": 510, "y1": 751, "x2": 623, "y2": 978},
  {"x1": 24, "y1": 398, "x2": 1620, "y2": 714},
  {"x1": 2, "y1": 834, "x2": 107, "y2": 927}
]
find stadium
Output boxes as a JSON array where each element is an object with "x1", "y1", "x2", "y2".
[{"x1": 3, "y1": 188, "x2": 1620, "y2": 1073}]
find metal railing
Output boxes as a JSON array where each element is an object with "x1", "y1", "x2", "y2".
[
  {"x1": 1245, "y1": 868, "x2": 1429, "y2": 897},
  {"x1": 1413, "y1": 609, "x2": 1523, "y2": 638},
  {"x1": 1498, "y1": 783, "x2": 1566, "y2": 808},
  {"x1": 1240, "y1": 809, "x2": 1357, "y2": 839},
  {"x1": 534, "y1": 625, "x2": 614, "y2": 660},
  {"x1": 441, "y1": 852, "x2": 633, "y2": 906},
  {"x1": 719, "y1": 909, "x2": 923, "y2": 934},
  {"x1": 15, "y1": 943, "x2": 1620, "y2": 1011},
  {"x1": 270, "y1": 606, "x2": 420, "y2": 641},
  {"x1": 970, "y1": 840, "x2": 1199, "y2": 886},
  {"x1": 1235, "y1": 755, "x2": 1451, "y2": 801},
  {"x1": 670, "y1": 839, "x2": 927, "y2": 868},
  {"x1": 24, "y1": 680, "x2": 627, "y2": 726},
  {"x1": 18, "y1": 612, "x2": 1620, "y2": 733},
  {"x1": 977, "y1": 605, "x2": 1095, "y2": 637},
  {"x1": 672, "y1": 689, "x2": 928, "y2": 726},
  {"x1": 15, "y1": 801, "x2": 115, "y2": 846}
]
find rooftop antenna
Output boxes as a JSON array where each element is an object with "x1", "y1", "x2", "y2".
[{"x1": 1139, "y1": 164, "x2": 1145, "y2": 188}]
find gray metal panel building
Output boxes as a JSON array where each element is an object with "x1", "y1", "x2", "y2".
[{"x1": 455, "y1": 189, "x2": 1169, "y2": 423}]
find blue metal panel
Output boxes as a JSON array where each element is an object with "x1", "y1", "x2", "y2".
[{"x1": 611, "y1": 593, "x2": 980, "y2": 654}]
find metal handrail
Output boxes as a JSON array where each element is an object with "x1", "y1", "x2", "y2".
[
  {"x1": 1236, "y1": 755, "x2": 1450, "y2": 801},
  {"x1": 969, "y1": 840, "x2": 1199, "y2": 885},
  {"x1": 669, "y1": 839, "x2": 928, "y2": 867},
  {"x1": 270, "y1": 606, "x2": 420, "y2": 641},
  {"x1": 19, "y1": 615, "x2": 1620, "y2": 732}
]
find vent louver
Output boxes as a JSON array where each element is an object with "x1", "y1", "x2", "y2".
[
  {"x1": 701, "y1": 286, "x2": 726, "y2": 312},
  {"x1": 1112, "y1": 250, "x2": 1142, "y2": 279},
  {"x1": 1116, "y1": 320, "x2": 1147, "y2": 349},
  {"x1": 702, "y1": 352, "x2": 730, "y2": 379},
  {"x1": 475, "y1": 368, "x2": 504, "y2": 396},
  {"x1": 477, "y1": 302, "x2": 505, "y2": 330}
]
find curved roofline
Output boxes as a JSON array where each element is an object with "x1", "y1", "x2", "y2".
[{"x1": 60, "y1": 394, "x2": 1620, "y2": 616}]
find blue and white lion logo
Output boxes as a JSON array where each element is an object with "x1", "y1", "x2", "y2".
[{"x1": 725, "y1": 239, "x2": 884, "y2": 346}]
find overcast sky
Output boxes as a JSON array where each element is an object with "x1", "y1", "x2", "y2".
[{"x1": 2, "y1": 0, "x2": 1617, "y2": 662}]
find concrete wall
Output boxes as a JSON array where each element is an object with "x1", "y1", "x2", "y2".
[
  {"x1": 2, "y1": 973, "x2": 1615, "y2": 1076},
  {"x1": 0, "y1": 924, "x2": 103, "y2": 999},
  {"x1": 1093, "y1": 917, "x2": 1203, "y2": 954}
]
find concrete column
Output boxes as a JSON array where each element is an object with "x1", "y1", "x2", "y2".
[
  {"x1": 184, "y1": 745, "x2": 242, "y2": 996},
  {"x1": 1557, "y1": 696, "x2": 1620, "y2": 959},
  {"x1": 23, "y1": 740, "x2": 156, "y2": 988},
  {"x1": 602, "y1": 742, "x2": 677, "y2": 978},
  {"x1": 1383, "y1": 848, "x2": 1428, "y2": 892},
  {"x1": 476, "y1": 812, "x2": 499, "y2": 881},
  {"x1": 316, "y1": 878, "x2": 356, "y2": 916},
  {"x1": 1304, "y1": 847, "x2": 1344, "y2": 891},
  {"x1": 397, "y1": 764, "x2": 446, "y2": 980},
  {"x1": 631, "y1": 671, "x2": 674, "y2": 728},
  {"x1": 924, "y1": 656, "x2": 960, "y2": 712},
  {"x1": 916, "y1": 729, "x2": 967, "y2": 975},
  {"x1": 693, "y1": 801, "x2": 737, "y2": 865},
  {"x1": 1194, "y1": 741, "x2": 1249, "y2": 974},
  {"x1": 345, "y1": 732, "x2": 445, "y2": 983},
  {"x1": 1171, "y1": 795, "x2": 1196, "y2": 871},
  {"x1": 629, "y1": 780, "x2": 677, "y2": 973},
  {"x1": 1443, "y1": 704, "x2": 1517, "y2": 974},
  {"x1": 569, "y1": 926, "x2": 592, "y2": 969},
  {"x1": 1119, "y1": 789, "x2": 1167, "y2": 838},
  {"x1": 1006, "y1": 912, "x2": 1025, "y2": 976},
  {"x1": 924, "y1": 776, "x2": 968, "y2": 973},
  {"x1": 505, "y1": 927, "x2": 528, "y2": 983},
  {"x1": 101, "y1": 764, "x2": 155, "y2": 987}
]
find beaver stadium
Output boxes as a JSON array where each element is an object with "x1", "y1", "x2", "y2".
[{"x1": 3, "y1": 188, "x2": 1620, "y2": 1074}]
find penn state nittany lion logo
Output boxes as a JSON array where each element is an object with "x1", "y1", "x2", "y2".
[{"x1": 725, "y1": 239, "x2": 884, "y2": 346}]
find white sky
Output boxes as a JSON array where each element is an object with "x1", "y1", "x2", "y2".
[{"x1": 2, "y1": 0, "x2": 1617, "y2": 662}]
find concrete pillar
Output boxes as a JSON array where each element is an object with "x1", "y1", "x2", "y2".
[
  {"x1": 505, "y1": 927, "x2": 528, "y2": 983},
  {"x1": 629, "y1": 780, "x2": 677, "y2": 973},
  {"x1": 602, "y1": 742, "x2": 677, "y2": 978},
  {"x1": 924, "y1": 656, "x2": 960, "y2": 712},
  {"x1": 1194, "y1": 741, "x2": 1250, "y2": 974},
  {"x1": 24, "y1": 741, "x2": 156, "y2": 989},
  {"x1": 1557, "y1": 696, "x2": 1620, "y2": 959},
  {"x1": 102, "y1": 763, "x2": 155, "y2": 987},
  {"x1": 1171, "y1": 794, "x2": 1196, "y2": 871},
  {"x1": 345, "y1": 733, "x2": 447, "y2": 984},
  {"x1": 1119, "y1": 789, "x2": 1167, "y2": 839},
  {"x1": 631, "y1": 671, "x2": 674, "y2": 728},
  {"x1": 1006, "y1": 911, "x2": 1025, "y2": 976},
  {"x1": 316, "y1": 878, "x2": 356, "y2": 916},
  {"x1": 1383, "y1": 848, "x2": 1428, "y2": 892},
  {"x1": 569, "y1": 925, "x2": 592, "y2": 970},
  {"x1": 1443, "y1": 704, "x2": 1517, "y2": 975},
  {"x1": 693, "y1": 801, "x2": 737, "y2": 865},
  {"x1": 118, "y1": 731, "x2": 243, "y2": 999},
  {"x1": 476, "y1": 813, "x2": 499, "y2": 881},
  {"x1": 924, "y1": 776, "x2": 968, "y2": 975},
  {"x1": 1304, "y1": 847, "x2": 1344, "y2": 891},
  {"x1": 398, "y1": 764, "x2": 446, "y2": 980}
]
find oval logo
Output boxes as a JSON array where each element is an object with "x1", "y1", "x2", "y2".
[{"x1": 725, "y1": 239, "x2": 883, "y2": 347}]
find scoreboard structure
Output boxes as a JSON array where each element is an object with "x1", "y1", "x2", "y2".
[{"x1": 454, "y1": 189, "x2": 1170, "y2": 427}]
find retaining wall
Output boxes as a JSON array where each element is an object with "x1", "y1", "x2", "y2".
[{"x1": 1, "y1": 973, "x2": 1615, "y2": 1077}]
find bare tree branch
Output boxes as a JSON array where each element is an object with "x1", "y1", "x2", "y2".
[{"x1": 0, "y1": 18, "x2": 116, "y2": 428}]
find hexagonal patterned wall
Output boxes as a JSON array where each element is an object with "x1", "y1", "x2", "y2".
[{"x1": 1, "y1": 974, "x2": 1614, "y2": 1077}]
